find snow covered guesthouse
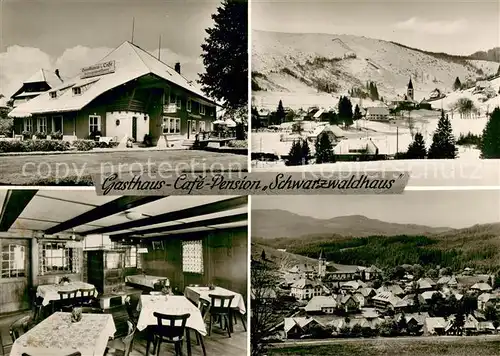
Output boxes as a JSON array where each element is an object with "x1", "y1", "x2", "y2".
[{"x1": 8, "y1": 41, "x2": 217, "y2": 145}]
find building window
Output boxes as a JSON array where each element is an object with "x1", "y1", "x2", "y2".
[
  {"x1": 191, "y1": 120, "x2": 197, "y2": 133},
  {"x1": 187, "y1": 99, "x2": 192, "y2": 112},
  {"x1": 89, "y1": 115, "x2": 101, "y2": 134},
  {"x1": 40, "y1": 242, "x2": 79, "y2": 275},
  {"x1": 50, "y1": 91, "x2": 57, "y2": 99},
  {"x1": 199, "y1": 121, "x2": 206, "y2": 132},
  {"x1": 200, "y1": 104, "x2": 205, "y2": 115},
  {"x1": 24, "y1": 118, "x2": 33, "y2": 132},
  {"x1": 1, "y1": 244, "x2": 26, "y2": 278},
  {"x1": 182, "y1": 240, "x2": 203, "y2": 274},
  {"x1": 162, "y1": 117, "x2": 180, "y2": 134},
  {"x1": 38, "y1": 117, "x2": 47, "y2": 133},
  {"x1": 73, "y1": 87, "x2": 82, "y2": 95},
  {"x1": 169, "y1": 94, "x2": 181, "y2": 109},
  {"x1": 125, "y1": 246, "x2": 137, "y2": 268}
]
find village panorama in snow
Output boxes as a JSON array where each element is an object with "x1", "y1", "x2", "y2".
[{"x1": 250, "y1": 0, "x2": 500, "y2": 176}]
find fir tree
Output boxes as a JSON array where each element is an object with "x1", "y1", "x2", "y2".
[
  {"x1": 276, "y1": 100, "x2": 285, "y2": 125},
  {"x1": 338, "y1": 96, "x2": 353, "y2": 128},
  {"x1": 315, "y1": 133, "x2": 335, "y2": 164},
  {"x1": 261, "y1": 250, "x2": 266, "y2": 260},
  {"x1": 406, "y1": 132, "x2": 427, "y2": 159},
  {"x1": 301, "y1": 139, "x2": 310, "y2": 165},
  {"x1": 453, "y1": 77, "x2": 462, "y2": 91},
  {"x1": 428, "y1": 110, "x2": 457, "y2": 159},
  {"x1": 480, "y1": 107, "x2": 500, "y2": 159},
  {"x1": 353, "y1": 104, "x2": 362, "y2": 121},
  {"x1": 286, "y1": 140, "x2": 302, "y2": 166},
  {"x1": 199, "y1": 0, "x2": 247, "y2": 108}
]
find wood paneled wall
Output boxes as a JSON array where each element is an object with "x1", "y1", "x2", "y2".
[{"x1": 140, "y1": 227, "x2": 248, "y2": 299}]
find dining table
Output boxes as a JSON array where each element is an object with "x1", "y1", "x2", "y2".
[
  {"x1": 37, "y1": 282, "x2": 98, "y2": 306},
  {"x1": 184, "y1": 286, "x2": 247, "y2": 314},
  {"x1": 9, "y1": 312, "x2": 116, "y2": 356},
  {"x1": 136, "y1": 295, "x2": 206, "y2": 356}
]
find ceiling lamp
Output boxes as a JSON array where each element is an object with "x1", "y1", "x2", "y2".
[{"x1": 125, "y1": 212, "x2": 144, "y2": 221}]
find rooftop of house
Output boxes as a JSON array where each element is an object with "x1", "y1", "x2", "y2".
[
  {"x1": 292, "y1": 278, "x2": 322, "y2": 289},
  {"x1": 365, "y1": 106, "x2": 390, "y2": 115},
  {"x1": 9, "y1": 41, "x2": 215, "y2": 118},
  {"x1": 304, "y1": 296, "x2": 338, "y2": 312}
]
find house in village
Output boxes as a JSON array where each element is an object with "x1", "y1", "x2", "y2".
[
  {"x1": 291, "y1": 278, "x2": 324, "y2": 301},
  {"x1": 365, "y1": 107, "x2": 390, "y2": 121},
  {"x1": 416, "y1": 277, "x2": 436, "y2": 291},
  {"x1": 424, "y1": 317, "x2": 447, "y2": 335},
  {"x1": 376, "y1": 284, "x2": 405, "y2": 297},
  {"x1": 362, "y1": 265, "x2": 382, "y2": 281},
  {"x1": 419, "y1": 291, "x2": 446, "y2": 307},
  {"x1": 9, "y1": 41, "x2": 217, "y2": 144},
  {"x1": 288, "y1": 263, "x2": 316, "y2": 279},
  {"x1": 436, "y1": 275, "x2": 458, "y2": 288},
  {"x1": 477, "y1": 292, "x2": 500, "y2": 311},
  {"x1": 333, "y1": 138, "x2": 384, "y2": 161},
  {"x1": 338, "y1": 294, "x2": 361, "y2": 313},
  {"x1": 10, "y1": 69, "x2": 65, "y2": 108},
  {"x1": 471, "y1": 282, "x2": 493, "y2": 293},
  {"x1": 305, "y1": 296, "x2": 338, "y2": 314},
  {"x1": 284, "y1": 317, "x2": 323, "y2": 339},
  {"x1": 340, "y1": 280, "x2": 367, "y2": 293},
  {"x1": 309, "y1": 124, "x2": 346, "y2": 145},
  {"x1": 372, "y1": 291, "x2": 408, "y2": 312}
]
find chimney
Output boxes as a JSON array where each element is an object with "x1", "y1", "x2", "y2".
[{"x1": 174, "y1": 62, "x2": 181, "y2": 74}]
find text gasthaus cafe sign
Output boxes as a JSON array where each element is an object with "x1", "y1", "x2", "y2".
[{"x1": 81, "y1": 60, "x2": 116, "y2": 79}]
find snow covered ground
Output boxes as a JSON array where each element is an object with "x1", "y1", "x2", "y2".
[{"x1": 252, "y1": 112, "x2": 489, "y2": 158}]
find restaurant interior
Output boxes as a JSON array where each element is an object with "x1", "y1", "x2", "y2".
[{"x1": 0, "y1": 191, "x2": 248, "y2": 356}]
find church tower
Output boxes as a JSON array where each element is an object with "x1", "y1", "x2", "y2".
[
  {"x1": 318, "y1": 249, "x2": 326, "y2": 278},
  {"x1": 407, "y1": 77, "x2": 414, "y2": 101}
]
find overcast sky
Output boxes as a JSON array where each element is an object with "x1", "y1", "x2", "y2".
[
  {"x1": 252, "y1": 0, "x2": 499, "y2": 55},
  {"x1": 0, "y1": 0, "x2": 222, "y2": 96},
  {"x1": 252, "y1": 190, "x2": 500, "y2": 228}
]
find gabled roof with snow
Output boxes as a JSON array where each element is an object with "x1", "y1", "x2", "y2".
[
  {"x1": 305, "y1": 296, "x2": 337, "y2": 312},
  {"x1": 24, "y1": 69, "x2": 64, "y2": 88},
  {"x1": 373, "y1": 291, "x2": 406, "y2": 307},
  {"x1": 471, "y1": 282, "x2": 493, "y2": 291},
  {"x1": 365, "y1": 107, "x2": 389, "y2": 116},
  {"x1": 10, "y1": 41, "x2": 214, "y2": 118},
  {"x1": 284, "y1": 317, "x2": 321, "y2": 333},
  {"x1": 376, "y1": 284, "x2": 404, "y2": 296},
  {"x1": 425, "y1": 317, "x2": 447, "y2": 330},
  {"x1": 291, "y1": 278, "x2": 321, "y2": 289}
]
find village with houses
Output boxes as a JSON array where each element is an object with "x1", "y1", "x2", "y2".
[{"x1": 253, "y1": 247, "x2": 500, "y2": 342}]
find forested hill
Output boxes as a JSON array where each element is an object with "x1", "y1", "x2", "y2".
[{"x1": 254, "y1": 223, "x2": 500, "y2": 272}]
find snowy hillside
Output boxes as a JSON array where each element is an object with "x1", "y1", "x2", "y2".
[{"x1": 252, "y1": 30, "x2": 499, "y2": 109}]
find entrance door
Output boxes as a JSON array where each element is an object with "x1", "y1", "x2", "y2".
[
  {"x1": 0, "y1": 239, "x2": 30, "y2": 314},
  {"x1": 132, "y1": 117, "x2": 137, "y2": 141},
  {"x1": 187, "y1": 120, "x2": 191, "y2": 139},
  {"x1": 53, "y1": 116, "x2": 63, "y2": 133}
]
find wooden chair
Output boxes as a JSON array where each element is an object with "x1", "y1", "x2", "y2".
[
  {"x1": 78, "y1": 287, "x2": 96, "y2": 306},
  {"x1": 10, "y1": 315, "x2": 35, "y2": 343},
  {"x1": 147, "y1": 313, "x2": 190, "y2": 356},
  {"x1": 193, "y1": 299, "x2": 209, "y2": 356},
  {"x1": 231, "y1": 307, "x2": 247, "y2": 332},
  {"x1": 124, "y1": 297, "x2": 139, "y2": 326},
  {"x1": 207, "y1": 294, "x2": 234, "y2": 338},
  {"x1": 29, "y1": 287, "x2": 44, "y2": 322},
  {"x1": 53, "y1": 290, "x2": 78, "y2": 313},
  {"x1": 104, "y1": 320, "x2": 136, "y2": 356}
]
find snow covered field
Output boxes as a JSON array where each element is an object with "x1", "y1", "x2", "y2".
[{"x1": 252, "y1": 113, "x2": 489, "y2": 158}]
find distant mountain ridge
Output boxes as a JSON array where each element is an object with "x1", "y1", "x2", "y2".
[
  {"x1": 252, "y1": 209, "x2": 452, "y2": 239},
  {"x1": 470, "y1": 47, "x2": 500, "y2": 63},
  {"x1": 252, "y1": 30, "x2": 499, "y2": 97}
]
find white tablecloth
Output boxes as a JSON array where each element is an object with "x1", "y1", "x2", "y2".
[
  {"x1": 125, "y1": 274, "x2": 170, "y2": 289},
  {"x1": 37, "y1": 282, "x2": 98, "y2": 306},
  {"x1": 10, "y1": 312, "x2": 116, "y2": 356},
  {"x1": 184, "y1": 286, "x2": 246, "y2": 314},
  {"x1": 136, "y1": 295, "x2": 207, "y2": 336}
]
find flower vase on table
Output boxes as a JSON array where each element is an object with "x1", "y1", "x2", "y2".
[
  {"x1": 71, "y1": 307, "x2": 82, "y2": 323},
  {"x1": 208, "y1": 283, "x2": 216, "y2": 291}
]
